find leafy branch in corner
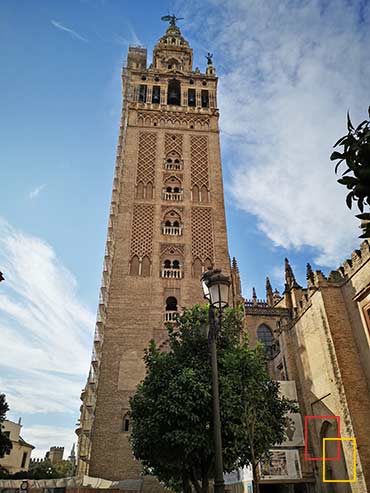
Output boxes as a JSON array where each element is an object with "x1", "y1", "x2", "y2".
[{"x1": 330, "y1": 107, "x2": 370, "y2": 238}]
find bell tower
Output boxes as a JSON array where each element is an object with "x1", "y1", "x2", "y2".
[{"x1": 76, "y1": 17, "x2": 231, "y2": 481}]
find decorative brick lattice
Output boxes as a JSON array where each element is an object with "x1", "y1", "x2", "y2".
[
  {"x1": 130, "y1": 205, "x2": 154, "y2": 258},
  {"x1": 191, "y1": 207, "x2": 214, "y2": 261},
  {"x1": 165, "y1": 133, "x2": 183, "y2": 156},
  {"x1": 190, "y1": 135, "x2": 209, "y2": 188},
  {"x1": 137, "y1": 112, "x2": 210, "y2": 130},
  {"x1": 137, "y1": 132, "x2": 157, "y2": 185}
]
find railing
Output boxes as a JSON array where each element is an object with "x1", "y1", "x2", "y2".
[
  {"x1": 161, "y1": 268, "x2": 182, "y2": 279},
  {"x1": 165, "y1": 163, "x2": 182, "y2": 171},
  {"x1": 162, "y1": 226, "x2": 182, "y2": 235},
  {"x1": 165, "y1": 311, "x2": 178, "y2": 322},
  {"x1": 163, "y1": 192, "x2": 183, "y2": 201}
]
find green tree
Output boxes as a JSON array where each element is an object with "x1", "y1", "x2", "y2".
[
  {"x1": 330, "y1": 107, "x2": 370, "y2": 238},
  {"x1": 27, "y1": 459, "x2": 60, "y2": 479},
  {"x1": 54, "y1": 459, "x2": 75, "y2": 477},
  {"x1": 129, "y1": 305, "x2": 296, "y2": 493},
  {"x1": 0, "y1": 394, "x2": 12, "y2": 458}
]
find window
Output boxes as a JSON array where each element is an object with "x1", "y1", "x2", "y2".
[
  {"x1": 201, "y1": 90, "x2": 209, "y2": 108},
  {"x1": 162, "y1": 211, "x2": 182, "y2": 235},
  {"x1": 136, "y1": 181, "x2": 144, "y2": 199},
  {"x1": 164, "y1": 152, "x2": 182, "y2": 171},
  {"x1": 200, "y1": 185, "x2": 208, "y2": 203},
  {"x1": 193, "y1": 258, "x2": 202, "y2": 278},
  {"x1": 152, "y1": 85, "x2": 160, "y2": 104},
  {"x1": 141, "y1": 256, "x2": 150, "y2": 277},
  {"x1": 4, "y1": 431, "x2": 10, "y2": 438},
  {"x1": 162, "y1": 260, "x2": 182, "y2": 279},
  {"x1": 192, "y1": 185, "x2": 199, "y2": 202},
  {"x1": 138, "y1": 84, "x2": 147, "y2": 103},
  {"x1": 166, "y1": 297, "x2": 177, "y2": 311},
  {"x1": 21, "y1": 452, "x2": 27, "y2": 469},
  {"x1": 167, "y1": 79, "x2": 181, "y2": 105},
  {"x1": 122, "y1": 414, "x2": 130, "y2": 432},
  {"x1": 188, "y1": 88, "x2": 196, "y2": 107},
  {"x1": 163, "y1": 178, "x2": 183, "y2": 201},
  {"x1": 165, "y1": 297, "x2": 178, "y2": 322},
  {"x1": 257, "y1": 324, "x2": 274, "y2": 358},
  {"x1": 363, "y1": 301, "x2": 370, "y2": 333}
]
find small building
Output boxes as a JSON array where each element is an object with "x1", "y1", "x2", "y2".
[{"x1": 0, "y1": 419, "x2": 34, "y2": 474}]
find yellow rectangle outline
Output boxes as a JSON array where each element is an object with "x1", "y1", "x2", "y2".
[{"x1": 322, "y1": 437, "x2": 356, "y2": 483}]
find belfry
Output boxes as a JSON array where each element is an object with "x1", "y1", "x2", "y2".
[{"x1": 76, "y1": 17, "x2": 233, "y2": 480}]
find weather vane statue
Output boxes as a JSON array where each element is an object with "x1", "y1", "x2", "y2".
[{"x1": 161, "y1": 14, "x2": 184, "y2": 27}]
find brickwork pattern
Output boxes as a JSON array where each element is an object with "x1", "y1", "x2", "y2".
[
  {"x1": 165, "y1": 133, "x2": 183, "y2": 156},
  {"x1": 191, "y1": 207, "x2": 214, "y2": 262},
  {"x1": 190, "y1": 135, "x2": 209, "y2": 188},
  {"x1": 137, "y1": 111, "x2": 210, "y2": 130},
  {"x1": 130, "y1": 204, "x2": 154, "y2": 258},
  {"x1": 136, "y1": 132, "x2": 157, "y2": 185}
]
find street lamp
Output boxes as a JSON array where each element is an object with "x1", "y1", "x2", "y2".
[{"x1": 201, "y1": 268, "x2": 231, "y2": 493}]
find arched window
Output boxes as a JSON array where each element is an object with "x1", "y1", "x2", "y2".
[
  {"x1": 141, "y1": 256, "x2": 150, "y2": 277},
  {"x1": 146, "y1": 182, "x2": 153, "y2": 199},
  {"x1": 162, "y1": 210, "x2": 182, "y2": 235},
  {"x1": 165, "y1": 297, "x2": 178, "y2": 322},
  {"x1": 130, "y1": 255, "x2": 140, "y2": 276},
  {"x1": 166, "y1": 297, "x2": 178, "y2": 311},
  {"x1": 193, "y1": 258, "x2": 202, "y2": 278},
  {"x1": 319, "y1": 420, "x2": 346, "y2": 480},
  {"x1": 167, "y1": 79, "x2": 181, "y2": 105},
  {"x1": 122, "y1": 413, "x2": 130, "y2": 433},
  {"x1": 201, "y1": 185, "x2": 208, "y2": 203},
  {"x1": 164, "y1": 152, "x2": 182, "y2": 170},
  {"x1": 164, "y1": 259, "x2": 171, "y2": 269},
  {"x1": 173, "y1": 260, "x2": 180, "y2": 269},
  {"x1": 257, "y1": 324, "x2": 274, "y2": 358},
  {"x1": 136, "y1": 182, "x2": 144, "y2": 199},
  {"x1": 204, "y1": 258, "x2": 212, "y2": 270},
  {"x1": 192, "y1": 185, "x2": 200, "y2": 202}
]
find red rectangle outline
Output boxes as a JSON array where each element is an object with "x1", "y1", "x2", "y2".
[{"x1": 304, "y1": 415, "x2": 341, "y2": 461}]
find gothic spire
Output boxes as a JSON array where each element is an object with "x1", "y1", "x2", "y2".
[
  {"x1": 285, "y1": 258, "x2": 301, "y2": 290},
  {"x1": 266, "y1": 277, "x2": 274, "y2": 306},
  {"x1": 306, "y1": 262, "x2": 315, "y2": 285},
  {"x1": 252, "y1": 287, "x2": 257, "y2": 306}
]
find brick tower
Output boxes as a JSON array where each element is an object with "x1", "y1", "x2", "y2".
[{"x1": 76, "y1": 17, "x2": 232, "y2": 481}]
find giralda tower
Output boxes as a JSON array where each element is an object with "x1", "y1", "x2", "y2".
[{"x1": 77, "y1": 18, "x2": 236, "y2": 481}]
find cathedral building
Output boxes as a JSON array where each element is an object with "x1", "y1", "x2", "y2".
[
  {"x1": 76, "y1": 18, "x2": 231, "y2": 482},
  {"x1": 240, "y1": 240, "x2": 370, "y2": 492}
]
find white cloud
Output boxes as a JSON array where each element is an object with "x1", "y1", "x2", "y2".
[
  {"x1": 0, "y1": 219, "x2": 95, "y2": 416},
  {"x1": 23, "y1": 425, "x2": 77, "y2": 459},
  {"x1": 114, "y1": 23, "x2": 142, "y2": 47},
  {"x1": 183, "y1": 0, "x2": 370, "y2": 266},
  {"x1": 28, "y1": 184, "x2": 46, "y2": 200},
  {"x1": 50, "y1": 20, "x2": 88, "y2": 42}
]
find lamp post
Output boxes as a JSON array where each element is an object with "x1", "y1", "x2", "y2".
[{"x1": 201, "y1": 268, "x2": 231, "y2": 493}]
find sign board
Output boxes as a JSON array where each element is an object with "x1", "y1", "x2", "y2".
[{"x1": 260, "y1": 449, "x2": 302, "y2": 480}]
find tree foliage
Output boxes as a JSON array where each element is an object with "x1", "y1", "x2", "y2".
[
  {"x1": 330, "y1": 107, "x2": 370, "y2": 238},
  {"x1": 0, "y1": 459, "x2": 75, "y2": 480},
  {"x1": 129, "y1": 305, "x2": 296, "y2": 493},
  {"x1": 0, "y1": 394, "x2": 12, "y2": 458}
]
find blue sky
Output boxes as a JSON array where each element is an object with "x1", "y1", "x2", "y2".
[{"x1": 0, "y1": 0, "x2": 369, "y2": 457}]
